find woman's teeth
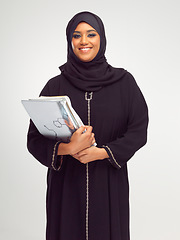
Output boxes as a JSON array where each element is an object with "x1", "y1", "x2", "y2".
[{"x1": 80, "y1": 48, "x2": 91, "y2": 51}]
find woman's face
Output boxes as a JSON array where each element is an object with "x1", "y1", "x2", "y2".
[{"x1": 71, "y1": 22, "x2": 100, "y2": 62}]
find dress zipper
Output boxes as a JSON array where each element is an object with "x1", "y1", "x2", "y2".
[{"x1": 85, "y1": 91, "x2": 93, "y2": 240}]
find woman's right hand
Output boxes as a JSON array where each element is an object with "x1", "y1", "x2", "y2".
[
  {"x1": 69, "y1": 126, "x2": 95, "y2": 155},
  {"x1": 57, "y1": 126, "x2": 95, "y2": 156}
]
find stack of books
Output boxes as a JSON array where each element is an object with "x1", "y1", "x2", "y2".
[{"x1": 22, "y1": 96, "x2": 84, "y2": 142}]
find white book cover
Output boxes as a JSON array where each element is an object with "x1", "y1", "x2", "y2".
[{"x1": 22, "y1": 96, "x2": 84, "y2": 142}]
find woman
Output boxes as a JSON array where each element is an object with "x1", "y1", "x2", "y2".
[{"x1": 27, "y1": 11, "x2": 148, "y2": 240}]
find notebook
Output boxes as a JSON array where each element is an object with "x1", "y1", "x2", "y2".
[{"x1": 22, "y1": 96, "x2": 84, "y2": 142}]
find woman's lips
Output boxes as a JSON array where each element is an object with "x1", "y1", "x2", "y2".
[{"x1": 79, "y1": 47, "x2": 92, "y2": 53}]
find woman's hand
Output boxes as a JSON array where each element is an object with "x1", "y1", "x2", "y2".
[
  {"x1": 72, "y1": 146, "x2": 109, "y2": 164},
  {"x1": 58, "y1": 126, "x2": 95, "y2": 156},
  {"x1": 69, "y1": 125, "x2": 95, "y2": 155}
]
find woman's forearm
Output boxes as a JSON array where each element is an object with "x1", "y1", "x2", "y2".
[{"x1": 57, "y1": 142, "x2": 72, "y2": 155}]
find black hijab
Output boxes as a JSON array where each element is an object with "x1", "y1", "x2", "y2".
[{"x1": 59, "y1": 11, "x2": 127, "y2": 92}]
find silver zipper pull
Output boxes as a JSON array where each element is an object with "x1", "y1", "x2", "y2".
[{"x1": 85, "y1": 92, "x2": 93, "y2": 101}]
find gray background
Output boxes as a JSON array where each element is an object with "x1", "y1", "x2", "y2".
[{"x1": 1, "y1": 0, "x2": 180, "y2": 239}]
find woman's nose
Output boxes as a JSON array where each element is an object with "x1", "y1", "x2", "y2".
[{"x1": 80, "y1": 35, "x2": 88, "y2": 45}]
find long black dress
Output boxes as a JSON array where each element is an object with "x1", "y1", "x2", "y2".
[{"x1": 27, "y1": 69, "x2": 148, "y2": 240}]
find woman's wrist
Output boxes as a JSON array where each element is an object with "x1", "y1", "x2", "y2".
[
  {"x1": 57, "y1": 142, "x2": 71, "y2": 155},
  {"x1": 98, "y1": 148, "x2": 109, "y2": 160},
  {"x1": 58, "y1": 142, "x2": 80, "y2": 156}
]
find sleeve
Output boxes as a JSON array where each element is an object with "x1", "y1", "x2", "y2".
[
  {"x1": 27, "y1": 80, "x2": 63, "y2": 171},
  {"x1": 102, "y1": 75, "x2": 149, "y2": 169}
]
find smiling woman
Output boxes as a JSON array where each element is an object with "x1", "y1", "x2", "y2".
[
  {"x1": 71, "y1": 22, "x2": 100, "y2": 62},
  {"x1": 27, "y1": 11, "x2": 148, "y2": 240}
]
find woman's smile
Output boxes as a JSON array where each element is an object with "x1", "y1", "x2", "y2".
[{"x1": 79, "y1": 47, "x2": 92, "y2": 53}]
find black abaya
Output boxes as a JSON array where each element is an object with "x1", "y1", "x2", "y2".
[{"x1": 27, "y1": 70, "x2": 148, "y2": 240}]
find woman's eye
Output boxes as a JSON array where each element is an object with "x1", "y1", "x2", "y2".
[
  {"x1": 73, "y1": 34, "x2": 81, "y2": 39},
  {"x1": 88, "y1": 33, "x2": 96, "y2": 38}
]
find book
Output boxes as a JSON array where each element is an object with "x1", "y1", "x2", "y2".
[{"x1": 22, "y1": 96, "x2": 84, "y2": 142}]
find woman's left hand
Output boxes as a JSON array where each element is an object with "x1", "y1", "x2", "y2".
[{"x1": 72, "y1": 146, "x2": 109, "y2": 164}]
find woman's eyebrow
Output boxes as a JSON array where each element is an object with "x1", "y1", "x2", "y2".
[
  {"x1": 73, "y1": 30, "x2": 97, "y2": 34},
  {"x1": 87, "y1": 29, "x2": 97, "y2": 33},
  {"x1": 73, "y1": 31, "x2": 81, "y2": 33}
]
